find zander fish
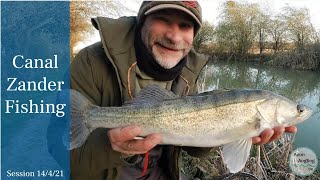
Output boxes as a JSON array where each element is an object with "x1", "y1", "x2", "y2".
[{"x1": 67, "y1": 85, "x2": 312, "y2": 173}]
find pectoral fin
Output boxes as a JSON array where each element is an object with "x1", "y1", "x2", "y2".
[{"x1": 222, "y1": 138, "x2": 252, "y2": 173}]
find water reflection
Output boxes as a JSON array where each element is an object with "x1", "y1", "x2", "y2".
[
  {"x1": 200, "y1": 61, "x2": 320, "y2": 101},
  {"x1": 200, "y1": 60, "x2": 320, "y2": 168}
]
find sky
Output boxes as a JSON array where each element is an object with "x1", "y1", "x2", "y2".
[
  {"x1": 124, "y1": 0, "x2": 320, "y2": 30},
  {"x1": 197, "y1": 0, "x2": 320, "y2": 30},
  {"x1": 77, "y1": 0, "x2": 320, "y2": 50}
]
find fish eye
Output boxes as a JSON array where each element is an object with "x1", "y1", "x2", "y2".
[{"x1": 297, "y1": 105, "x2": 304, "y2": 113}]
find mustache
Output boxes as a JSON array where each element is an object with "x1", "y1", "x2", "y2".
[{"x1": 156, "y1": 38, "x2": 189, "y2": 50}]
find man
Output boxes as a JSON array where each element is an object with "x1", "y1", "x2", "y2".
[{"x1": 68, "y1": 1, "x2": 296, "y2": 180}]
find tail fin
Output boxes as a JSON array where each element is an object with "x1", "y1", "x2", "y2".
[{"x1": 65, "y1": 89, "x2": 93, "y2": 150}]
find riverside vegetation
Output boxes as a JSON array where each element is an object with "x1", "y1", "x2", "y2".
[
  {"x1": 193, "y1": 1, "x2": 320, "y2": 71},
  {"x1": 182, "y1": 134, "x2": 320, "y2": 179},
  {"x1": 268, "y1": 43, "x2": 320, "y2": 71}
]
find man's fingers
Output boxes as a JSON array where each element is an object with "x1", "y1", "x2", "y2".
[
  {"x1": 268, "y1": 126, "x2": 285, "y2": 142},
  {"x1": 115, "y1": 133, "x2": 162, "y2": 154},
  {"x1": 285, "y1": 126, "x2": 297, "y2": 133},
  {"x1": 108, "y1": 125, "x2": 141, "y2": 143},
  {"x1": 252, "y1": 136, "x2": 261, "y2": 144},
  {"x1": 124, "y1": 133, "x2": 162, "y2": 153},
  {"x1": 256, "y1": 129, "x2": 274, "y2": 145},
  {"x1": 142, "y1": 133, "x2": 162, "y2": 149}
]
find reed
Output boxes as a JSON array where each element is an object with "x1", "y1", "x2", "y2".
[
  {"x1": 182, "y1": 134, "x2": 320, "y2": 179},
  {"x1": 268, "y1": 43, "x2": 320, "y2": 71}
]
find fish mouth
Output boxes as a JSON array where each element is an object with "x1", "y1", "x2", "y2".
[
  {"x1": 304, "y1": 109, "x2": 313, "y2": 119},
  {"x1": 299, "y1": 106, "x2": 313, "y2": 121}
]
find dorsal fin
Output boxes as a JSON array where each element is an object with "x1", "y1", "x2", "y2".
[{"x1": 123, "y1": 84, "x2": 179, "y2": 106}]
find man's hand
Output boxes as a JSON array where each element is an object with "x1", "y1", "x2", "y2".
[
  {"x1": 107, "y1": 125, "x2": 162, "y2": 155},
  {"x1": 252, "y1": 125, "x2": 297, "y2": 145}
]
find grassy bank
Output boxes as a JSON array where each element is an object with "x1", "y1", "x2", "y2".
[
  {"x1": 268, "y1": 44, "x2": 320, "y2": 71},
  {"x1": 182, "y1": 134, "x2": 320, "y2": 179}
]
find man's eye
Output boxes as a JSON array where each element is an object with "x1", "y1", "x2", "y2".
[{"x1": 180, "y1": 23, "x2": 192, "y2": 29}]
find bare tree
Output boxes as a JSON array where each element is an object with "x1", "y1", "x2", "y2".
[
  {"x1": 70, "y1": 1, "x2": 137, "y2": 58},
  {"x1": 268, "y1": 17, "x2": 287, "y2": 53},
  {"x1": 193, "y1": 21, "x2": 215, "y2": 53},
  {"x1": 256, "y1": 11, "x2": 270, "y2": 55},
  {"x1": 215, "y1": 1, "x2": 261, "y2": 56},
  {"x1": 282, "y1": 6, "x2": 315, "y2": 52}
]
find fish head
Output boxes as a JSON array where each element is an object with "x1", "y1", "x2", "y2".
[
  {"x1": 276, "y1": 99, "x2": 313, "y2": 126},
  {"x1": 257, "y1": 97, "x2": 313, "y2": 127}
]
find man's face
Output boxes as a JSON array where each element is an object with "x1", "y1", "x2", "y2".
[{"x1": 141, "y1": 9, "x2": 194, "y2": 69}]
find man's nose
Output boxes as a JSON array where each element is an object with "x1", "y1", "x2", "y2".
[{"x1": 165, "y1": 23, "x2": 183, "y2": 44}]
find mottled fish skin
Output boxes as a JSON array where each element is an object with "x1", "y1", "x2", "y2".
[
  {"x1": 66, "y1": 85, "x2": 313, "y2": 173},
  {"x1": 68, "y1": 85, "x2": 312, "y2": 149},
  {"x1": 87, "y1": 93, "x2": 266, "y2": 146}
]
